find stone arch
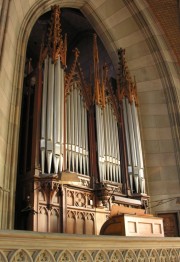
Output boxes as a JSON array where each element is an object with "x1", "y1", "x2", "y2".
[
  {"x1": 147, "y1": 249, "x2": 160, "y2": 262},
  {"x1": 123, "y1": 250, "x2": 137, "y2": 262},
  {"x1": 136, "y1": 249, "x2": 149, "y2": 262},
  {"x1": 167, "y1": 249, "x2": 179, "y2": 261},
  {"x1": 33, "y1": 249, "x2": 55, "y2": 262},
  {"x1": 157, "y1": 249, "x2": 170, "y2": 262},
  {"x1": 110, "y1": 250, "x2": 124, "y2": 262},
  {"x1": 8, "y1": 249, "x2": 33, "y2": 262},
  {"x1": 56, "y1": 250, "x2": 75, "y2": 262},
  {"x1": 3, "y1": 0, "x2": 179, "y2": 229},
  {"x1": 93, "y1": 250, "x2": 109, "y2": 262},
  {"x1": 76, "y1": 250, "x2": 93, "y2": 262}
]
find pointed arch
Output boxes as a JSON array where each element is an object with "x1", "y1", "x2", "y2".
[
  {"x1": 33, "y1": 249, "x2": 55, "y2": 262},
  {"x1": 136, "y1": 249, "x2": 148, "y2": 262},
  {"x1": 157, "y1": 249, "x2": 170, "y2": 262},
  {"x1": 123, "y1": 249, "x2": 137, "y2": 262},
  {"x1": 147, "y1": 249, "x2": 160, "y2": 262},
  {"x1": 38, "y1": 190, "x2": 46, "y2": 202},
  {"x1": 94, "y1": 250, "x2": 109, "y2": 262},
  {"x1": 76, "y1": 250, "x2": 93, "y2": 262},
  {"x1": 56, "y1": 250, "x2": 75, "y2": 262},
  {"x1": 8, "y1": 249, "x2": 33, "y2": 262},
  {"x1": 167, "y1": 249, "x2": 179, "y2": 261},
  {"x1": 110, "y1": 250, "x2": 124, "y2": 262}
]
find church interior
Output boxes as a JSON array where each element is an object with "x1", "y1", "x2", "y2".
[{"x1": 0, "y1": 0, "x2": 180, "y2": 261}]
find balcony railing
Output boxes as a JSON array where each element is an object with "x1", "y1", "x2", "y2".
[{"x1": 0, "y1": 230, "x2": 179, "y2": 261}]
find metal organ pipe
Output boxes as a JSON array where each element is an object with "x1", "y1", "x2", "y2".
[
  {"x1": 60, "y1": 63, "x2": 64, "y2": 172},
  {"x1": 78, "y1": 91, "x2": 83, "y2": 174},
  {"x1": 65, "y1": 83, "x2": 89, "y2": 176},
  {"x1": 126, "y1": 98, "x2": 137, "y2": 167},
  {"x1": 126, "y1": 97, "x2": 139, "y2": 192},
  {"x1": 84, "y1": 103, "x2": 89, "y2": 175},
  {"x1": 54, "y1": 58, "x2": 61, "y2": 174},
  {"x1": 96, "y1": 101, "x2": 121, "y2": 184},
  {"x1": 46, "y1": 58, "x2": 54, "y2": 174},
  {"x1": 40, "y1": 57, "x2": 48, "y2": 174},
  {"x1": 70, "y1": 88, "x2": 75, "y2": 172},
  {"x1": 122, "y1": 97, "x2": 145, "y2": 193},
  {"x1": 74, "y1": 86, "x2": 78, "y2": 173},
  {"x1": 122, "y1": 98, "x2": 133, "y2": 190},
  {"x1": 96, "y1": 105, "x2": 103, "y2": 180},
  {"x1": 40, "y1": 57, "x2": 64, "y2": 175},
  {"x1": 132, "y1": 101, "x2": 145, "y2": 193},
  {"x1": 82, "y1": 102, "x2": 86, "y2": 175},
  {"x1": 104, "y1": 105, "x2": 109, "y2": 181}
]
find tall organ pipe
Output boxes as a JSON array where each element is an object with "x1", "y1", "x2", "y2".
[
  {"x1": 40, "y1": 57, "x2": 64, "y2": 174},
  {"x1": 122, "y1": 98, "x2": 133, "y2": 190},
  {"x1": 122, "y1": 97, "x2": 145, "y2": 193},
  {"x1": 54, "y1": 58, "x2": 61, "y2": 173},
  {"x1": 60, "y1": 62, "x2": 64, "y2": 172},
  {"x1": 40, "y1": 57, "x2": 48, "y2": 174},
  {"x1": 84, "y1": 104, "x2": 89, "y2": 175},
  {"x1": 132, "y1": 101, "x2": 145, "y2": 193}
]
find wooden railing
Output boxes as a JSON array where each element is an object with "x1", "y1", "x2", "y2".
[{"x1": 0, "y1": 230, "x2": 179, "y2": 261}]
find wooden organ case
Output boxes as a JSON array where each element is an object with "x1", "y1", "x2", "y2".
[{"x1": 15, "y1": 5, "x2": 149, "y2": 235}]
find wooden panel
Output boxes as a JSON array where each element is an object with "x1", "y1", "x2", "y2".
[
  {"x1": 50, "y1": 209, "x2": 59, "y2": 233},
  {"x1": 110, "y1": 205, "x2": 145, "y2": 217},
  {"x1": 158, "y1": 213, "x2": 179, "y2": 237},
  {"x1": 38, "y1": 207, "x2": 48, "y2": 232}
]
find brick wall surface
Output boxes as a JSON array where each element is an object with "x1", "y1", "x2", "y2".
[{"x1": 146, "y1": 0, "x2": 180, "y2": 64}]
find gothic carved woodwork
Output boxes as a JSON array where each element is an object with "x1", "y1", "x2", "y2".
[{"x1": 46, "y1": 5, "x2": 67, "y2": 65}]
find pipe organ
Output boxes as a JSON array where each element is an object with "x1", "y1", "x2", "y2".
[{"x1": 17, "y1": 5, "x2": 148, "y2": 234}]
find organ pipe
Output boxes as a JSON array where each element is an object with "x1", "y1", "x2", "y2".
[{"x1": 40, "y1": 57, "x2": 48, "y2": 174}]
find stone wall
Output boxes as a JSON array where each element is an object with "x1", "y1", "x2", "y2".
[{"x1": 0, "y1": 231, "x2": 180, "y2": 261}]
